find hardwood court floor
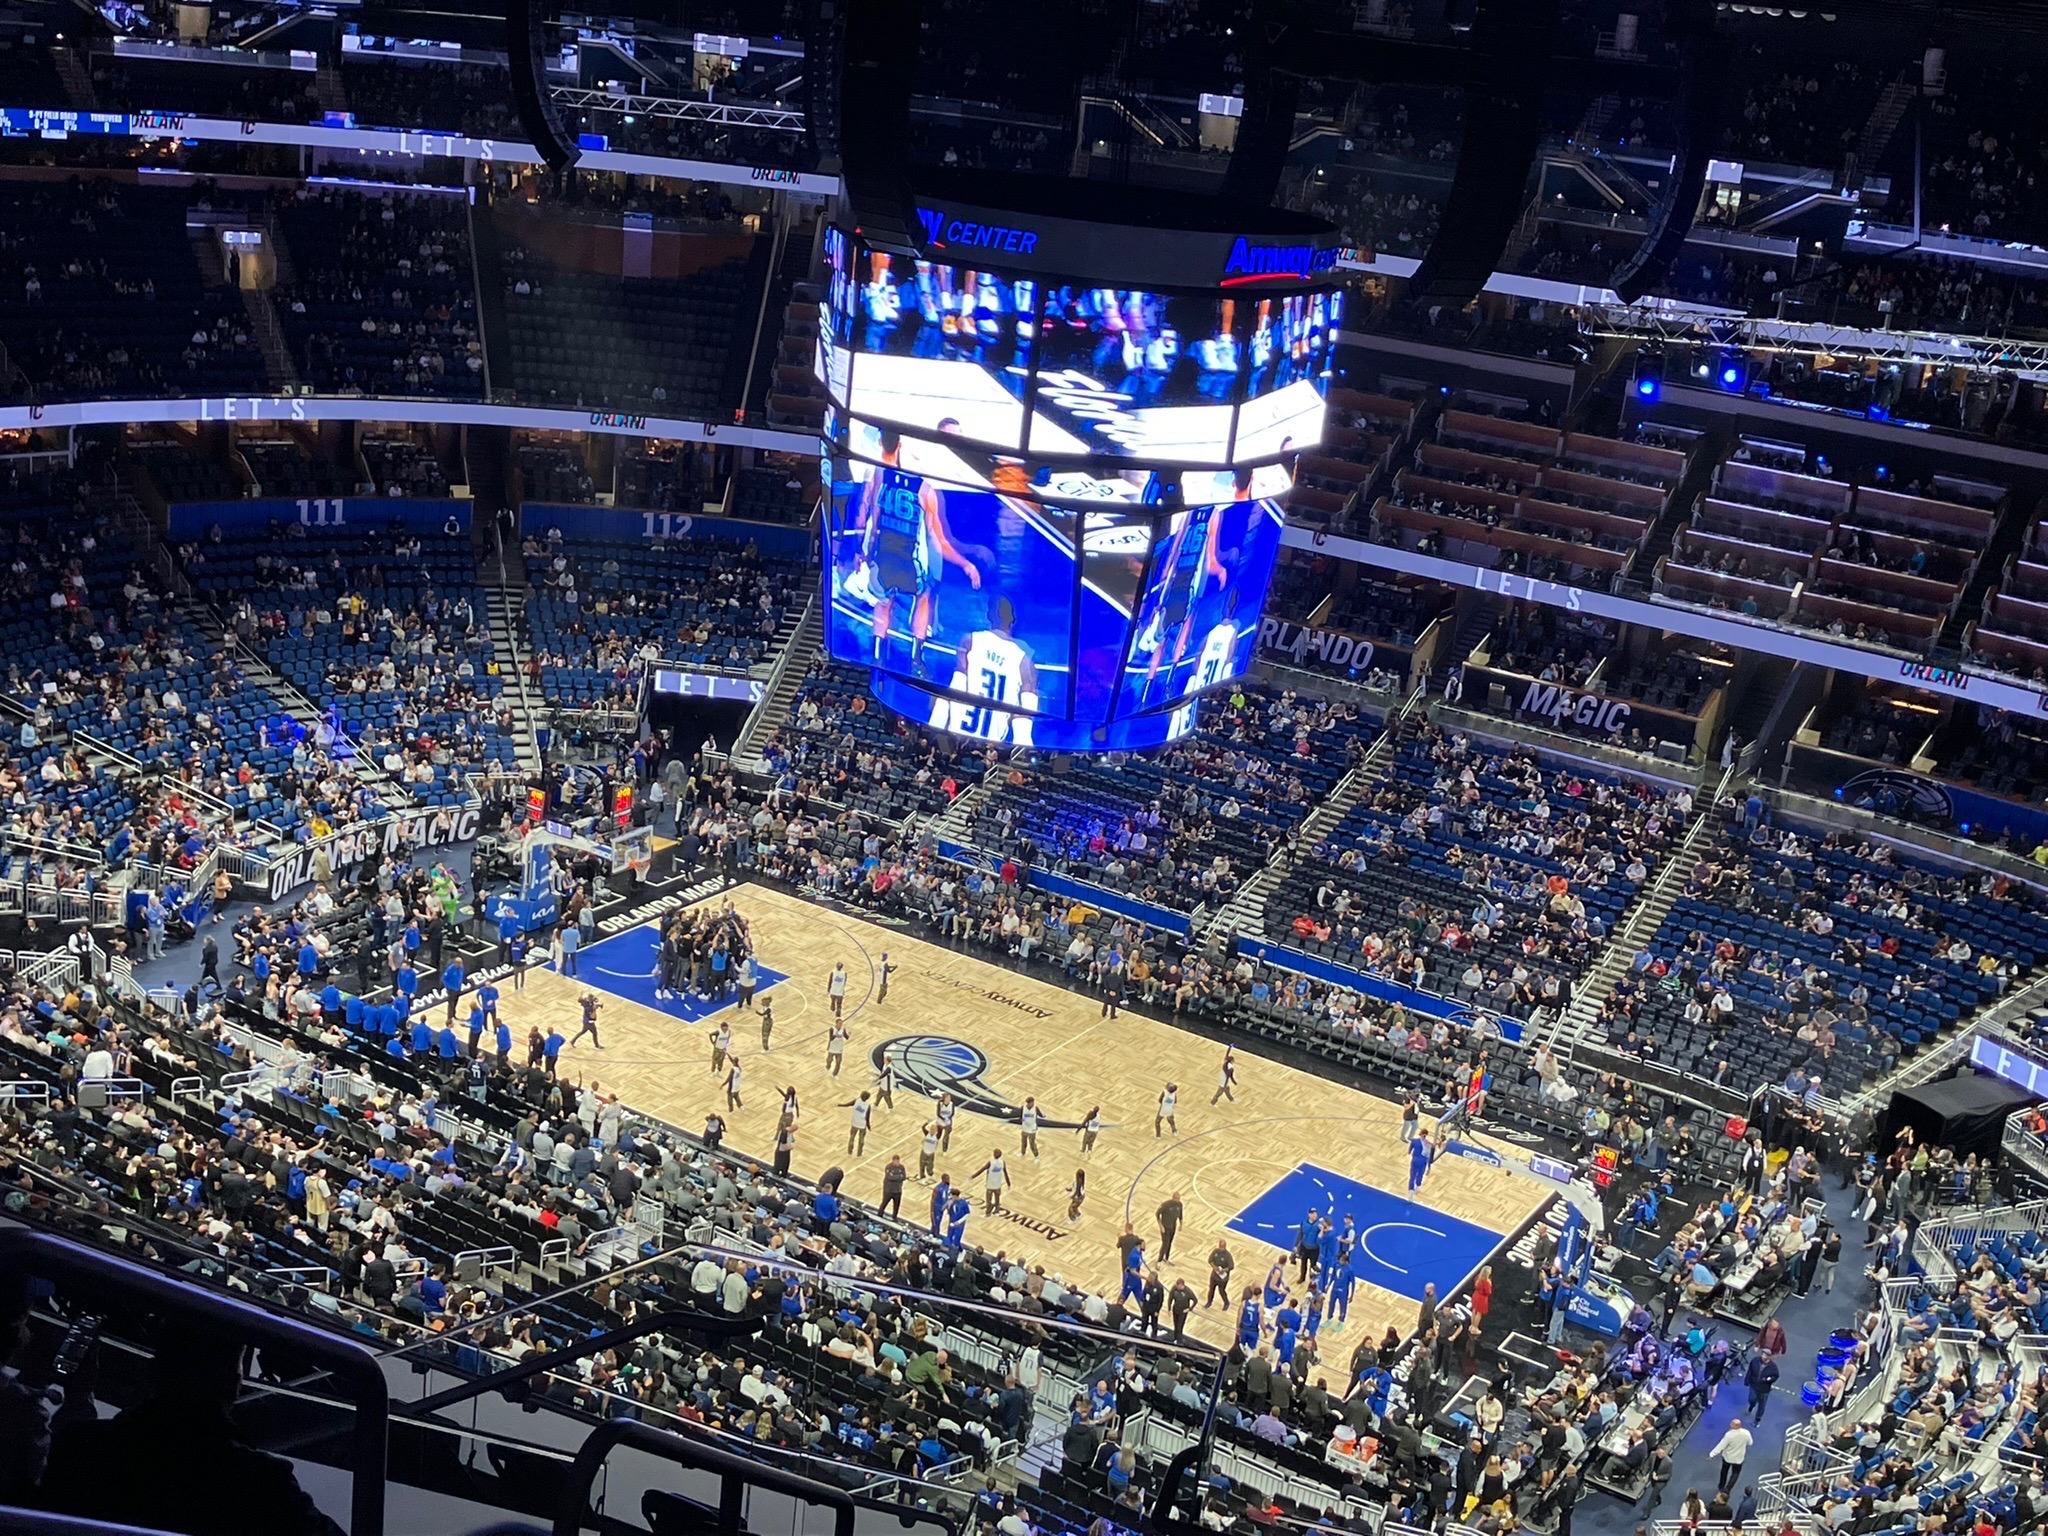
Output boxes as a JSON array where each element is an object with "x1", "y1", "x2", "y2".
[{"x1": 516, "y1": 883, "x2": 1545, "y2": 1351}]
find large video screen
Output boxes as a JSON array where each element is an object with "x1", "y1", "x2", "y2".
[
  {"x1": 823, "y1": 440, "x2": 1075, "y2": 731},
  {"x1": 870, "y1": 674, "x2": 1203, "y2": 753},
  {"x1": 824, "y1": 225, "x2": 1334, "y2": 468},
  {"x1": 818, "y1": 225, "x2": 853, "y2": 405},
  {"x1": 1117, "y1": 472, "x2": 1288, "y2": 715},
  {"x1": 1075, "y1": 508, "x2": 1154, "y2": 725},
  {"x1": 1235, "y1": 291, "x2": 1341, "y2": 461},
  {"x1": 1029, "y1": 288, "x2": 1240, "y2": 462},
  {"x1": 847, "y1": 250, "x2": 1036, "y2": 449}
]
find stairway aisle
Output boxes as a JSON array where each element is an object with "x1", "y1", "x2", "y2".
[
  {"x1": 239, "y1": 286, "x2": 300, "y2": 389},
  {"x1": 1197, "y1": 686, "x2": 1421, "y2": 945},
  {"x1": 178, "y1": 598, "x2": 417, "y2": 815},
  {"x1": 481, "y1": 544, "x2": 545, "y2": 776},
  {"x1": 731, "y1": 599, "x2": 821, "y2": 774},
  {"x1": 1546, "y1": 767, "x2": 1731, "y2": 1062}
]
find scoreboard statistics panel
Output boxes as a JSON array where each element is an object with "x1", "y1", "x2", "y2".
[{"x1": 820, "y1": 203, "x2": 1338, "y2": 753}]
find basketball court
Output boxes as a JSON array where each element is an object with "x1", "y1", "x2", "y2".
[{"x1": 518, "y1": 882, "x2": 1547, "y2": 1350}]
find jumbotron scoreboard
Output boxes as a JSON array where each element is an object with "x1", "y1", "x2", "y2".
[{"x1": 817, "y1": 174, "x2": 1344, "y2": 752}]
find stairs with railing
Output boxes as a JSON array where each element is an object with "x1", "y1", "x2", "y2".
[
  {"x1": 1543, "y1": 767, "x2": 1730, "y2": 1061},
  {"x1": 52, "y1": 46, "x2": 95, "y2": 110},
  {"x1": 1843, "y1": 74, "x2": 1917, "y2": 194},
  {"x1": 481, "y1": 547, "x2": 544, "y2": 776},
  {"x1": 240, "y1": 285, "x2": 300, "y2": 390},
  {"x1": 731, "y1": 599, "x2": 821, "y2": 774},
  {"x1": 1195, "y1": 688, "x2": 1423, "y2": 945}
]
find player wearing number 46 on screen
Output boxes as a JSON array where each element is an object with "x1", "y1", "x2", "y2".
[{"x1": 850, "y1": 428, "x2": 981, "y2": 678}]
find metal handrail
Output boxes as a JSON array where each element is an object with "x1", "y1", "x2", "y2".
[
  {"x1": 0, "y1": 1227, "x2": 390, "y2": 1536},
  {"x1": 0, "y1": 1514, "x2": 195, "y2": 1536},
  {"x1": 553, "y1": 1419, "x2": 856, "y2": 1536}
]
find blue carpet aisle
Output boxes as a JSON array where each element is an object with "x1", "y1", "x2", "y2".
[{"x1": 1577, "y1": 1179, "x2": 1870, "y2": 1536}]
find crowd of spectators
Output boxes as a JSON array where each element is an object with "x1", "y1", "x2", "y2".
[
  {"x1": 1299, "y1": 166, "x2": 1442, "y2": 263},
  {"x1": 1719, "y1": 53, "x2": 1885, "y2": 170},
  {"x1": 1270, "y1": 724, "x2": 1686, "y2": 1024},
  {"x1": 361, "y1": 434, "x2": 451, "y2": 499},
  {"x1": 180, "y1": 516, "x2": 516, "y2": 809},
  {"x1": 275, "y1": 187, "x2": 486, "y2": 400},
  {"x1": 0, "y1": 178, "x2": 266, "y2": 403},
  {"x1": 969, "y1": 684, "x2": 1380, "y2": 917},
  {"x1": 759, "y1": 658, "x2": 993, "y2": 826},
  {"x1": 519, "y1": 524, "x2": 807, "y2": 710},
  {"x1": 1908, "y1": 57, "x2": 2048, "y2": 246},
  {"x1": 1608, "y1": 804, "x2": 2041, "y2": 1099}
]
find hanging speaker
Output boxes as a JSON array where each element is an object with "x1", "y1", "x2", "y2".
[
  {"x1": 1221, "y1": 60, "x2": 1300, "y2": 208},
  {"x1": 838, "y1": 0, "x2": 922, "y2": 253},
  {"x1": 1610, "y1": 20, "x2": 1728, "y2": 303},
  {"x1": 1409, "y1": 0, "x2": 1561, "y2": 305},
  {"x1": 507, "y1": 0, "x2": 579, "y2": 171}
]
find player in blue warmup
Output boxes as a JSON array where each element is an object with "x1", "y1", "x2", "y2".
[
  {"x1": 1119, "y1": 1241, "x2": 1147, "y2": 1306},
  {"x1": 944, "y1": 1190, "x2": 972, "y2": 1250},
  {"x1": 1409, "y1": 1131, "x2": 1433, "y2": 1192},
  {"x1": 1273, "y1": 1294, "x2": 1303, "y2": 1366},
  {"x1": 930, "y1": 1175, "x2": 952, "y2": 1237},
  {"x1": 1327, "y1": 1262, "x2": 1355, "y2": 1331},
  {"x1": 1237, "y1": 1288, "x2": 1263, "y2": 1349},
  {"x1": 1263, "y1": 1259, "x2": 1288, "y2": 1311}
]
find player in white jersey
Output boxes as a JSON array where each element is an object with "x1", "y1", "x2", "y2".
[
  {"x1": 933, "y1": 595, "x2": 1038, "y2": 746},
  {"x1": 861, "y1": 252, "x2": 903, "y2": 341},
  {"x1": 1193, "y1": 615, "x2": 1238, "y2": 692}
]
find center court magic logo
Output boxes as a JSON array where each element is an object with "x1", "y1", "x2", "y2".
[{"x1": 872, "y1": 1035, "x2": 1085, "y2": 1129}]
